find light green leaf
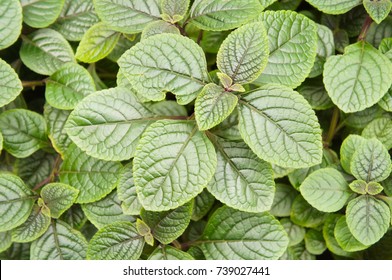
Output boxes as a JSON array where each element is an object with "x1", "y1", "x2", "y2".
[
  {"x1": 366, "y1": 182, "x2": 384, "y2": 195},
  {"x1": 93, "y1": 0, "x2": 161, "y2": 34},
  {"x1": 51, "y1": 0, "x2": 100, "y2": 41},
  {"x1": 20, "y1": 28, "x2": 76, "y2": 76},
  {"x1": 141, "y1": 201, "x2": 193, "y2": 244},
  {"x1": 281, "y1": 218, "x2": 306, "y2": 246},
  {"x1": 362, "y1": 118, "x2": 392, "y2": 149},
  {"x1": 0, "y1": 231, "x2": 12, "y2": 253},
  {"x1": 349, "y1": 179, "x2": 367, "y2": 195},
  {"x1": 300, "y1": 168, "x2": 351, "y2": 213},
  {"x1": 0, "y1": 58, "x2": 23, "y2": 108},
  {"x1": 59, "y1": 144, "x2": 122, "y2": 204},
  {"x1": 324, "y1": 41, "x2": 392, "y2": 113},
  {"x1": 0, "y1": 173, "x2": 35, "y2": 232},
  {"x1": 207, "y1": 137, "x2": 275, "y2": 213},
  {"x1": 117, "y1": 162, "x2": 141, "y2": 216},
  {"x1": 335, "y1": 216, "x2": 369, "y2": 252},
  {"x1": 379, "y1": 37, "x2": 392, "y2": 60},
  {"x1": 81, "y1": 191, "x2": 134, "y2": 229},
  {"x1": 189, "y1": 0, "x2": 263, "y2": 31},
  {"x1": 195, "y1": 84, "x2": 238, "y2": 131},
  {"x1": 340, "y1": 134, "x2": 367, "y2": 174},
  {"x1": 0, "y1": 132, "x2": 3, "y2": 154},
  {"x1": 141, "y1": 20, "x2": 180, "y2": 40},
  {"x1": 191, "y1": 189, "x2": 215, "y2": 221},
  {"x1": 11, "y1": 205, "x2": 51, "y2": 243},
  {"x1": 200, "y1": 206, "x2": 289, "y2": 260},
  {"x1": 30, "y1": 220, "x2": 87, "y2": 260},
  {"x1": 0, "y1": 109, "x2": 49, "y2": 158},
  {"x1": 65, "y1": 87, "x2": 154, "y2": 161},
  {"x1": 268, "y1": 0, "x2": 302, "y2": 11},
  {"x1": 270, "y1": 183, "x2": 298, "y2": 217},
  {"x1": 309, "y1": 24, "x2": 335, "y2": 78},
  {"x1": 346, "y1": 195, "x2": 391, "y2": 246},
  {"x1": 259, "y1": 0, "x2": 277, "y2": 8},
  {"x1": 365, "y1": 16, "x2": 392, "y2": 48},
  {"x1": 364, "y1": 0, "x2": 392, "y2": 24},
  {"x1": 272, "y1": 164, "x2": 293, "y2": 179},
  {"x1": 148, "y1": 245, "x2": 194, "y2": 260},
  {"x1": 46, "y1": 63, "x2": 95, "y2": 110},
  {"x1": 75, "y1": 22, "x2": 120, "y2": 63},
  {"x1": 161, "y1": 0, "x2": 190, "y2": 20},
  {"x1": 0, "y1": 0, "x2": 22, "y2": 50},
  {"x1": 134, "y1": 120, "x2": 217, "y2": 211},
  {"x1": 118, "y1": 34, "x2": 208, "y2": 105},
  {"x1": 135, "y1": 219, "x2": 150, "y2": 236},
  {"x1": 378, "y1": 87, "x2": 392, "y2": 111},
  {"x1": 41, "y1": 183, "x2": 79, "y2": 218},
  {"x1": 21, "y1": 0, "x2": 65, "y2": 28},
  {"x1": 304, "y1": 229, "x2": 326, "y2": 255},
  {"x1": 254, "y1": 11, "x2": 318, "y2": 88},
  {"x1": 238, "y1": 84, "x2": 322, "y2": 169},
  {"x1": 306, "y1": 0, "x2": 362, "y2": 14},
  {"x1": 350, "y1": 138, "x2": 392, "y2": 182},
  {"x1": 217, "y1": 22, "x2": 269, "y2": 84},
  {"x1": 291, "y1": 195, "x2": 328, "y2": 228}
]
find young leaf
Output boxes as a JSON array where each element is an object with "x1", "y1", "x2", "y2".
[
  {"x1": 270, "y1": 183, "x2": 298, "y2": 217},
  {"x1": 30, "y1": 220, "x2": 88, "y2": 260},
  {"x1": 148, "y1": 245, "x2": 194, "y2": 260},
  {"x1": 334, "y1": 216, "x2": 369, "y2": 252},
  {"x1": 160, "y1": 0, "x2": 190, "y2": 21},
  {"x1": 134, "y1": 120, "x2": 217, "y2": 211},
  {"x1": 117, "y1": 162, "x2": 142, "y2": 216},
  {"x1": 366, "y1": 182, "x2": 383, "y2": 195},
  {"x1": 40, "y1": 183, "x2": 79, "y2": 218},
  {"x1": 0, "y1": 0, "x2": 22, "y2": 50},
  {"x1": 309, "y1": 24, "x2": 335, "y2": 78},
  {"x1": 340, "y1": 134, "x2": 366, "y2": 174},
  {"x1": 306, "y1": 0, "x2": 362, "y2": 14},
  {"x1": 362, "y1": 118, "x2": 392, "y2": 149},
  {"x1": 141, "y1": 20, "x2": 180, "y2": 40},
  {"x1": 324, "y1": 41, "x2": 392, "y2": 113},
  {"x1": 217, "y1": 22, "x2": 269, "y2": 84},
  {"x1": 87, "y1": 221, "x2": 144, "y2": 260},
  {"x1": 195, "y1": 84, "x2": 238, "y2": 131},
  {"x1": 364, "y1": 0, "x2": 392, "y2": 24},
  {"x1": 93, "y1": 0, "x2": 161, "y2": 34},
  {"x1": 254, "y1": 11, "x2": 318, "y2": 88},
  {"x1": 189, "y1": 0, "x2": 263, "y2": 31},
  {"x1": 291, "y1": 196, "x2": 328, "y2": 228},
  {"x1": 118, "y1": 34, "x2": 208, "y2": 105},
  {"x1": 304, "y1": 229, "x2": 326, "y2": 255},
  {"x1": 346, "y1": 195, "x2": 391, "y2": 246},
  {"x1": 135, "y1": 219, "x2": 151, "y2": 236},
  {"x1": 207, "y1": 137, "x2": 275, "y2": 213},
  {"x1": 281, "y1": 218, "x2": 306, "y2": 246},
  {"x1": 200, "y1": 206, "x2": 289, "y2": 260},
  {"x1": 349, "y1": 180, "x2": 367, "y2": 195},
  {"x1": 299, "y1": 168, "x2": 351, "y2": 213},
  {"x1": 238, "y1": 84, "x2": 322, "y2": 169},
  {"x1": 0, "y1": 58, "x2": 23, "y2": 108},
  {"x1": 21, "y1": 0, "x2": 65, "y2": 28}
]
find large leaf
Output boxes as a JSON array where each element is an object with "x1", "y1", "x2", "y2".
[
  {"x1": 0, "y1": 58, "x2": 23, "y2": 108},
  {"x1": 200, "y1": 206, "x2": 289, "y2": 260},
  {"x1": 300, "y1": 168, "x2": 351, "y2": 212},
  {"x1": 0, "y1": 109, "x2": 49, "y2": 158},
  {"x1": 254, "y1": 11, "x2": 318, "y2": 88},
  {"x1": 306, "y1": 0, "x2": 362, "y2": 14},
  {"x1": 346, "y1": 195, "x2": 391, "y2": 246},
  {"x1": 19, "y1": 28, "x2": 76, "y2": 76},
  {"x1": 65, "y1": 87, "x2": 154, "y2": 161},
  {"x1": 93, "y1": 0, "x2": 161, "y2": 33},
  {"x1": 30, "y1": 220, "x2": 87, "y2": 260},
  {"x1": 87, "y1": 221, "x2": 144, "y2": 260},
  {"x1": 238, "y1": 84, "x2": 322, "y2": 168},
  {"x1": 207, "y1": 137, "x2": 275, "y2": 213},
  {"x1": 134, "y1": 120, "x2": 217, "y2": 211},
  {"x1": 362, "y1": 118, "x2": 392, "y2": 150},
  {"x1": 148, "y1": 245, "x2": 194, "y2": 260},
  {"x1": 189, "y1": 0, "x2": 263, "y2": 31},
  {"x1": 217, "y1": 22, "x2": 269, "y2": 84},
  {"x1": 334, "y1": 216, "x2": 369, "y2": 252},
  {"x1": 40, "y1": 183, "x2": 79, "y2": 218},
  {"x1": 118, "y1": 34, "x2": 208, "y2": 105},
  {"x1": 364, "y1": 0, "x2": 392, "y2": 24},
  {"x1": 0, "y1": 0, "x2": 22, "y2": 50},
  {"x1": 117, "y1": 162, "x2": 141, "y2": 215},
  {"x1": 59, "y1": 144, "x2": 122, "y2": 203},
  {"x1": 324, "y1": 41, "x2": 392, "y2": 113},
  {"x1": 21, "y1": 0, "x2": 65, "y2": 28},
  {"x1": 340, "y1": 134, "x2": 367, "y2": 174}
]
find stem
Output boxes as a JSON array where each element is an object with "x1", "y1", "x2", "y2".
[
  {"x1": 325, "y1": 107, "x2": 340, "y2": 145},
  {"x1": 22, "y1": 80, "x2": 46, "y2": 88},
  {"x1": 196, "y1": 30, "x2": 204, "y2": 45},
  {"x1": 171, "y1": 240, "x2": 182, "y2": 249},
  {"x1": 358, "y1": 15, "x2": 373, "y2": 41},
  {"x1": 32, "y1": 155, "x2": 62, "y2": 191},
  {"x1": 175, "y1": 23, "x2": 188, "y2": 36}
]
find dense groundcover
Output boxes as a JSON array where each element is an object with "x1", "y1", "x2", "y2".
[{"x1": 1, "y1": 0, "x2": 392, "y2": 260}]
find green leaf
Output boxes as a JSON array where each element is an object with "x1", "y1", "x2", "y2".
[
  {"x1": 81, "y1": 191, "x2": 134, "y2": 229},
  {"x1": 280, "y1": 242, "x2": 315, "y2": 260},
  {"x1": 0, "y1": 109, "x2": 49, "y2": 158},
  {"x1": 0, "y1": 231, "x2": 12, "y2": 253},
  {"x1": 200, "y1": 206, "x2": 289, "y2": 260},
  {"x1": 349, "y1": 179, "x2": 367, "y2": 195},
  {"x1": 238, "y1": 84, "x2": 322, "y2": 169},
  {"x1": 200, "y1": 30, "x2": 230, "y2": 54},
  {"x1": 146, "y1": 100, "x2": 188, "y2": 117},
  {"x1": 0, "y1": 0, "x2": 22, "y2": 50},
  {"x1": 362, "y1": 118, "x2": 392, "y2": 149},
  {"x1": 75, "y1": 23, "x2": 120, "y2": 63},
  {"x1": 365, "y1": 16, "x2": 392, "y2": 48},
  {"x1": 0, "y1": 58, "x2": 23, "y2": 108},
  {"x1": 141, "y1": 20, "x2": 180, "y2": 40},
  {"x1": 40, "y1": 183, "x2": 79, "y2": 218},
  {"x1": 87, "y1": 221, "x2": 144, "y2": 260},
  {"x1": 161, "y1": 0, "x2": 190, "y2": 20},
  {"x1": 281, "y1": 218, "x2": 306, "y2": 246},
  {"x1": 51, "y1": 0, "x2": 100, "y2": 41},
  {"x1": 0, "y1": 242, "x2": 30, "y2": 259},
  {"x1": 0, "y1": 132, "x2": 3, "y2": 154},
  {"x1": 259, "y1": 0, "x2": 277, "y2": 8},
  {"x1": 135, "y1": 219, "x2": 150, "y2": 236},
  {"x1": 195, "y1": 84, "x2": 238, "y2": 131},
  {"x1": 118, "y1": 34, "x2": 208, "y2": 105},
  {"x1": 350, "y1": 138, "x2": 392, "y2": 182},
  {"x1": 60, "y1": 205, "x2": 87, "y2": 230},
  {"x1": 93, "y1": 0, "x2": 161, "y2": 34},
  {"x1": 346, "y1": 195, "x2": 391, "y2": 246},
  {"x1": 364, "y1": 230, "x2": 392, "y2": 260},
  {"x1": 189, "y1": 0, "x2": 263, "y2": 31},
  {"x1": 300, "y1": 168, "x2": 351, "y2": 213},
  {"x1": 148, "y1": 245, "x2": 194, "y2": 260},
  {"x1": 304, "y1": 229, "x2": 326, "y2": 255},
  {"x1": 366, "y1": 182, "x2": 384, "y2": 195},
  {"x1": 309, "y1": 24, "x2": 335, "y2": 78},
  {"x1": 11, "y1": 205, "x2": 51, "y2": 243},
  {"x1": 117, "y1": 162, "x2": 142, "y2": 216},
  {"x1": 334, "y1": 216, "x2": 369, "y2": 252},
  {"x1": 134, "y1": 120, "x2": 217, "y2": 211},
  {"x1": 378, "y1": 87, "x2": 392, "y2": 111},
  {"x1": 379, "y1": 37, "x2": 392, "y2": 60},
  {"x1": 30, "y1": 220, "x2": 87, "y2": 260},
  {"x1": 340, "y1": 134, "x2": 366, "y2": 174},
  {"x1": 291, "y1": 195, "x2": 328, "y2": 228},
  {"x1": 46, "y1": 63, "x2": 95, "y2": 110},
  {"x1": 20, "y1": 28, "x2": 76, "y2": 76},
  {"x1": 364, "y1": 0, "x2": 392, "y2": 24},
  {"x1": 254, "y1": 11, "x2": 318, "y2": 88},
  {"x1": 207, "y1": 137, "x2": 275, "y2": 213},
  {"x1": 59, "y1": 144, "x2": 122, "y2": 204},
  {"x1": 270, "y1": 183, "x2": 298, "y2": 217},
  {"x1": 306, "y1": 0, "x2": 362, "y2": 14},
  {"x1": 141, "y1": 200, "x2": 193, "y2": 244},
  {"x1": 0, "y1": 173, "x2": 35, "y2": 232},
  {"x1": 217, "y1": 22, "x2": 269, "y2": 84},
  {"x1": 65, "y1": 87, "x2": 154, "y2": 161},
  {"x1": 324, "y1": 41, "x2": 392, "y2": 113},
  {"x1": 21, "y1": 0, "x2": 65, "y2": 28},
  {"x1": 191, "y1": 189, "x2": 215, "y2": 221}
]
